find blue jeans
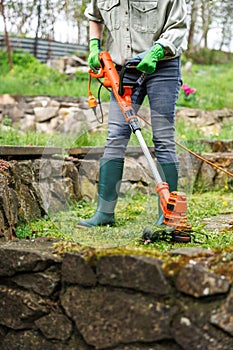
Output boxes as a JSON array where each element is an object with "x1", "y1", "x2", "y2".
[{"x1": 103, "y1": 57, "x2": 182, "y2": 163}]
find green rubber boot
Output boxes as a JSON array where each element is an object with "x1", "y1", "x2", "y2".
[
  {"x1": 156, "y1": 162, "x2": 179, "y2": 225},
  {"x1": 78, "y1": 158, "x2": 124, "y2": 227}
]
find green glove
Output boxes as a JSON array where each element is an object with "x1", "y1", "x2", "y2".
[
  {"x1": 88, "y1": 38, "x2": 101, "y2": 72},
  {"x1": 136, "y1": 44, "x2": 165, "y2": 74}
]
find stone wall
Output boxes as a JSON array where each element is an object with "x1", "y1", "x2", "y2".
[
  {"x1": 0, "y1": 154, "x2": 81, "y2": 241},
  {"x1": 0, "y1": 239, "x2": 232, "y2": 350},
  {"x1": 0, "y1": 94, "x2": 107, "y2": 134},
  {"x1": 76, "y1": 147, "x2": 233, "y2": 200},
  {"x1": 0, "y1": 93, "x2": 233, "y2": 137}
]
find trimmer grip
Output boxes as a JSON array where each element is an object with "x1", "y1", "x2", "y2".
[{"x1": 89, "y1": 68, "x2": 104, "y2": 79}]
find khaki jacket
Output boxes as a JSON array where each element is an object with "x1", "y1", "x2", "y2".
[{"x1": 85, "y1": 0, "x2": 188, "y2": 65}]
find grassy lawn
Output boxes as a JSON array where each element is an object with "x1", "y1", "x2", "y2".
[
  {"x1": 178, "y1": 61, "x2": 233, "y2": 110},
  {"x1": 15, "y1": 191, "x2": 233, "y2": 253}
]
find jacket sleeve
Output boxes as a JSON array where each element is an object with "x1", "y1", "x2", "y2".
[
  {"x1": 84, "y1": 0, "x2": 104, "y2": 23},
  {"x1": 156, "y1": 0, "x2": 188, "y2": 56}
]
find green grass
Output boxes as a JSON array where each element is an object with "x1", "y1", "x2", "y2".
[
  {"x1": 216, "y1": 121, "x2": 233, "y2": 139},
  {"x1": 178, "y1": 62, "x2": 233, "y2": 110},
  {"x1": 1, "y1": 49, "x2": 233, "y2": 110},
  {"x1": 0, "y1": 49, "x2": 109, "y2": 99},
  {"x1": 0, "y1": 125, "x2": 76, "y2": 149},
  {"x1": 0, "y1": 64, "x2": 96, "y2": 98},
  {"x1": 15, "y1": 191, "x2": 233, "y2": 253}
]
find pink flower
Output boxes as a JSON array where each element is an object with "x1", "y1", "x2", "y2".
[{"x1": 182, "y1": 84, "x2": 196, "y2": 96}]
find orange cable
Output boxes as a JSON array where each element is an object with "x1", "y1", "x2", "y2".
[{"x1": 136, "y1": 114, "x2": 233, "y2": 178}]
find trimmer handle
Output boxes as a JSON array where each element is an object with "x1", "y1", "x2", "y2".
[
  {"x1": 89, "y1": 54, "x2": 141, "y2": 96},
  {"x1": 124, "y1": 58, "x2": 141, "y2": 68},
  {"x1": 118, "y1": 58, "x2": 141, "y2": 96},
  {"x1": 89, "y1": 67, "x2": 104, "y2": 79}
]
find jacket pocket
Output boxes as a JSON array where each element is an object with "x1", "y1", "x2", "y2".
[
  {"x1": 130, "y1": 1, "x2": 158, "y2": 33},
  {"x1": 98, "y1": 0, "x2": 120, "y2": 31}
]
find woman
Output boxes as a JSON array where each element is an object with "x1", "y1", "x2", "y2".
[{"x1": 78, "y1": 0, "x2": 188, "y2": 227}]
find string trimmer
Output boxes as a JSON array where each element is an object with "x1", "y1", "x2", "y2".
[{"x1": 88, "y1": 51, "x2": 193, "y2": 243}]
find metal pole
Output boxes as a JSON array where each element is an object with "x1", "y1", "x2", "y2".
[{"x1": 134, "y1": 129, "x2": 163, "y2": 185}]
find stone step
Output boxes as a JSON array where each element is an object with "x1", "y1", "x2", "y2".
[
  {"x1": 67, "y1": 146, "x2": 155, "y2": 159},
  {"x1": 67, "y1": 143, "x2": 233, "y2": 159},
  {"x1": 0, "y1": 146, "x2": 62, "y2": 159}
]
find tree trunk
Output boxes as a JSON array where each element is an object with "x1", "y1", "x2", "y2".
[
  {"x1": 0, "y1": 0, "x2": 13, "y2": 71},
  {"x1": 201, "y1": 1, "x2": 209, "y2": 49},
  {"x1": 34, "y1": 0, "x2": 42, "y2": 59},
  {"x1": 187, "y1": 0, "x2": 199, "y2": 51}
]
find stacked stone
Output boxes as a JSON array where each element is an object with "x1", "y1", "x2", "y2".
[{"x1": 0, "y1": 240, "x2": 232, "y2": 349}]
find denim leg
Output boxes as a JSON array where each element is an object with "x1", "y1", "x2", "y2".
[
  {"x1": 146, "y1": 57, "x2": 182, "y2": 163},
  {"x1": 103, "y1": 69, "x2": 147, "y2": 159},
  {"x1": 103, "y1": 58, "x2": 181, "y2": 161},
  {"x1": 103, "y1": 92, "x2": 131, "y2": 158}
]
